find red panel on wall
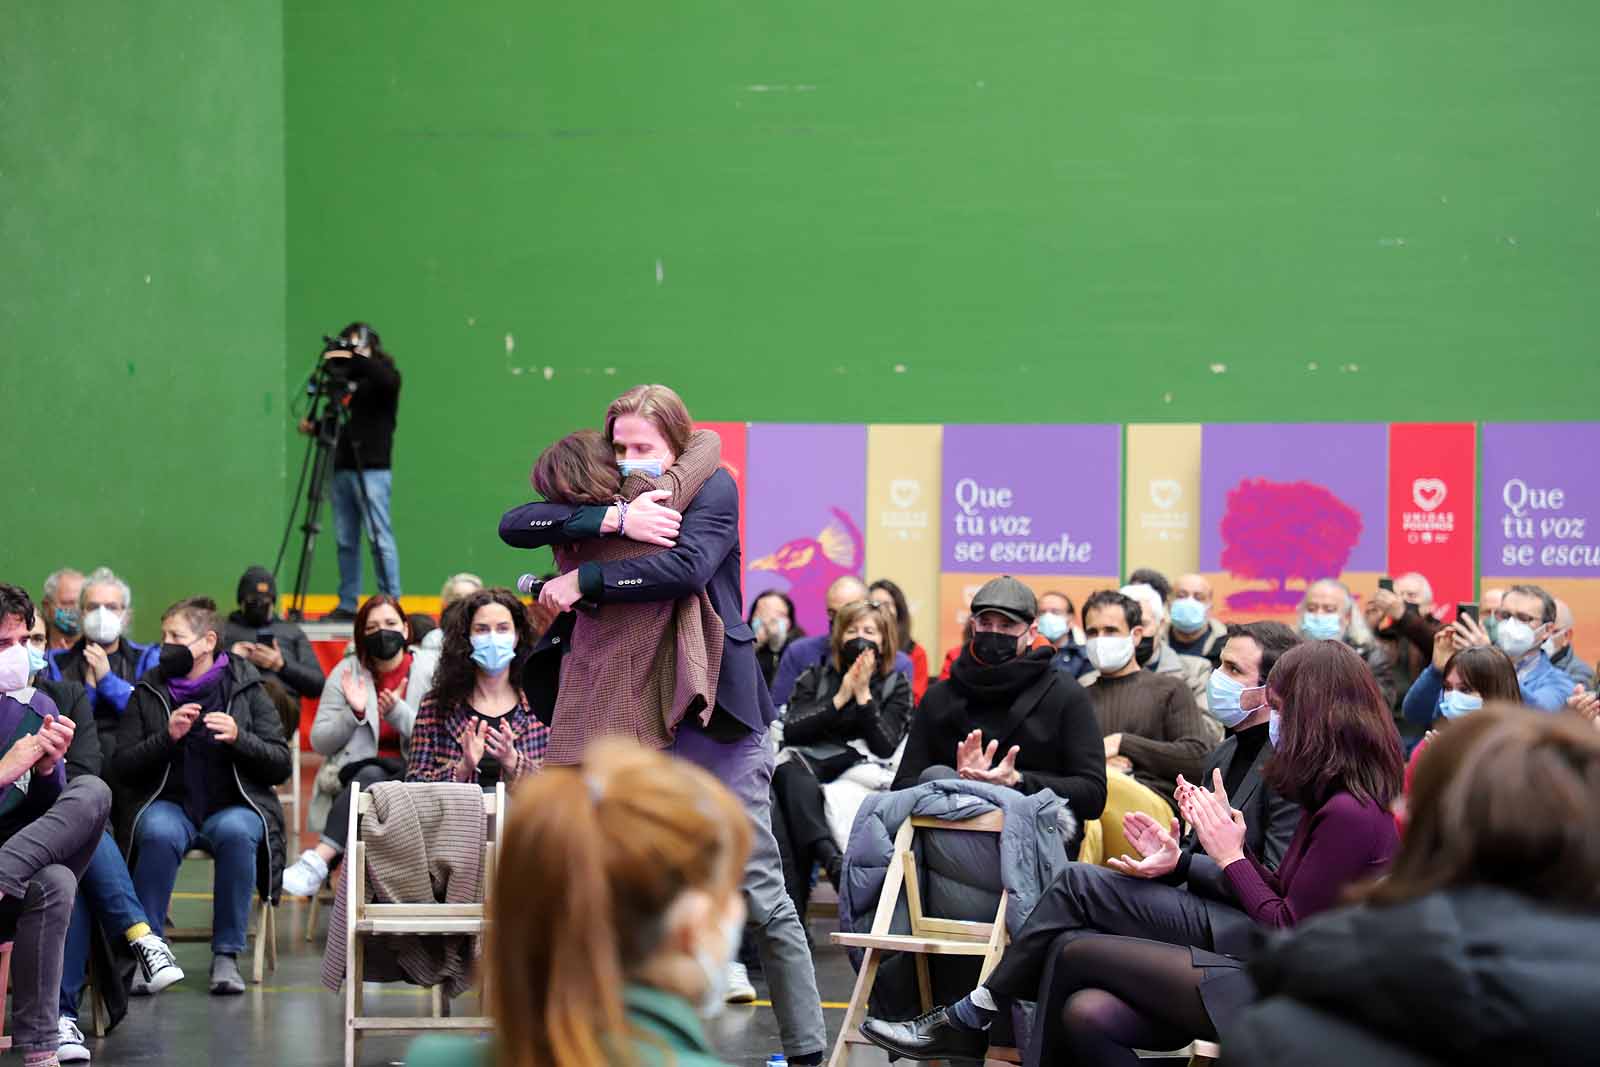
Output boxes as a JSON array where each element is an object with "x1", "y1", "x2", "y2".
[
  {"x1": 697, "y1": 421, "x2": 748, "y2": 576},
  {"x1": 1387, "y1": 422, "x2": 1476, "y2": 610}
]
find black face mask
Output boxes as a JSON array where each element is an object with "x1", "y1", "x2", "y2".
[
  {"x1": 840, "y1": 637, "x2": 879, "y2": 673},
  {"x1": 972, "y1": 631, "x2": 1022, "y2": 667},
  {"x1": 363, "y1": 629, "x2": 406, "y2": 661},
  {"x1": 1135, "y1": 636, "x2": 1157, "y2": 667},
  {"x1": 159, "y1": 642, "x2": 195, "y2": 679},
  {"x1": 240, "y1": 598, "x2": 273, "y2": 627}
]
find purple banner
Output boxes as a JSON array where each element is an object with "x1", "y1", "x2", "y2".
[
  {"x1": 744, "y1": 424, "x2": 867, "y2": 634},
  {"x1": 1481, "y1": 423, "x2": 1600, "y2": 575},
  {"x1": 941, "y1": 424, "x2": 1121, "y2": 575},
  {"x1": 1199, "y1": 424, "x2": 1388, "y2": 606}
]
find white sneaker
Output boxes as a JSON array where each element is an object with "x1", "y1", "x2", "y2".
[
  {"x1": 58, "y1": 1016, "x2": 91, "y2": 1062},
  {"x1": 282, "y1": 849, "x2": 331, "y2": 897},
  {"x1": 130, "y1": 933, "x2": 184, "y2": 996},
  {"x1": 725, "y1": 961, "x2": 757, "y2": 1004}
]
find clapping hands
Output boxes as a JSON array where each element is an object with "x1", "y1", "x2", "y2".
[
  {"x1": 1175, "y1": 769, "x2": 1248, "y2": 867},
  {"x1": 955, "y1": 730, "x2": 1021, "y2": 788}
]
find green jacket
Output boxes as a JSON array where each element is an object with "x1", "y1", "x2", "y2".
[{"x1": 406, "y1": 985, "x2": 731, "y2": 1067}]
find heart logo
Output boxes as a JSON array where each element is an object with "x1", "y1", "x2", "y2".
[
  {"x1": 889, "y1": 479, "x2": 920, "y2": 509},
  {"x1": 1149, "y1": 480, "x2": 1182, "y2": 511},
  {"x1": 1412, "y1": 478, "x2": 1447, "y2": 512}
]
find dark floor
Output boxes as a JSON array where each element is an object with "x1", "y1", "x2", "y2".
[{"x1": 85, "y1": 866, "x2": 887, "y2": 1067}]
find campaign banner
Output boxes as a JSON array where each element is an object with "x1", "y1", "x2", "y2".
[
  {"x1": 697, "y1": 421, "x2": 748, "y2": 576},
  {"x1": 1480, "y1": 422, "x2": 1600, "y2": 641},
  {"x1": 866, "y1": 425, "x2": 942, "y2": 656},
  {"x1": 1199, "y1": 423, "x2": 1388, "y2": 618},
  {"x1": 939, "y1": 424, "x2": 1121, "y2": 656},
  {"x1": 744, "y1": 423, "x2": 867, "y2": 635},
  {"x1": 1125, "y1": 424, "x2": 1203, "y2": 578},
  {"x1": 1386, "y1": 423, "x2": 1476, "y2": 609}
]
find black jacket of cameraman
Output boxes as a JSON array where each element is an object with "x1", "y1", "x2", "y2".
[{"x1": 334, "y1": 355, "x2": 401, "y2": 471}]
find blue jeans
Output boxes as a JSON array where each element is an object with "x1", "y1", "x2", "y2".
[
  {"x1": 60, "y1": 831, "x2": 150, "y2": 1019},
  {"x1": 332, "y1": 467, "x2": 402, "y2": 611},
  {"x1": 131, "y1": 802, "x2": 263, "y2": 955}
]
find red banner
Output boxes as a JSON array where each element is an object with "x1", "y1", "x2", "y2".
[
  {"x1": 697, "y1": 421, "x2": 748, "y2": 571},
  {"x1": 1387, "y1": 422, "x2": 1476, "y2": 611}
]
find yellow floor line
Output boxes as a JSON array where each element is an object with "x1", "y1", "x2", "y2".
[{"x1": 171, "y1": 891, "x2": 214, "y2": 900}]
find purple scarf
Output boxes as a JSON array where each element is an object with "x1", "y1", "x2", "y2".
[{"x1": 167, "y1": 654, "x2": 230, "y2": 706}]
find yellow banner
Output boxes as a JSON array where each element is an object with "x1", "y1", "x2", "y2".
[
  {"x1": 1125, "y1": 424, "x2": 1203, "y2": 579},
  {"x1": 866, "y1": 425, "x2": 942, "y2": 657}
]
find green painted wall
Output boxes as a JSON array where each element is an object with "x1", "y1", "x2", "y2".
[
  {"x1": 284, "y1": 0, "x2": 1600, "y2": 596},
  {"x1": 11, "y1": 2, "x2": 1598, "y2": 625},
  {"x1": 4, "y1": 2, "x2": 286, "y2": 639}
]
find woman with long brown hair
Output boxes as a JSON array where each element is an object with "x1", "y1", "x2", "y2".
[
  {"x1": 862, "y1": 639, "x2": 1407, "y2": 1066},
  {"x1": 1228, "y1": 706, "x2": 1600, "y2": 1065},
  {"x1": 406, "y1": 739, "x2": 751, "y2": 1067}
]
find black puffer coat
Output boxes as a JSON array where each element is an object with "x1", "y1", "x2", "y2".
[{"x1": 1226, "y1": 886, "x2": 1600, "y2": 1067}]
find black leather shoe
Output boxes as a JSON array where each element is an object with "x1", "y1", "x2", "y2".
[{"x1": 859, "y1": 1008, "x2": 988, "y2": 1062}]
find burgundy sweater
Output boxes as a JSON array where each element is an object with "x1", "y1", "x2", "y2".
[{"x1": 1222, "y1": 790, "x2": 1398, "y2": 929}]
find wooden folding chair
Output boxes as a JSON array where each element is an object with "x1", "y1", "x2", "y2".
[
  {"x1": 166, "y1": 849, "x2": 278, "y2": 983},
  {"x1": 344, "y1": 780, "x2": 504, "y2": 1067},
  {"x1": 829, "y1": 811, "x2": 1021, "y2": 1067}
]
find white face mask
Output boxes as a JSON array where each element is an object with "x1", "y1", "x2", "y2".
[
  {"x1": 83, "y1": 606, "x2": 124, "y2": 646},
  {"x1": 693, "y1": 907, "x2": 746, "y2": 1018},
  {"x1": 1496, "y1": 618, "x2": 1540, "y2": 660},
  {"x1": 763, "y1": 616, "x2": 790, "y2": 649},
  {"x1": 1086, "y1": 635, "x2": 1135, "y2": 674},
  {"x1": 0, "y1": 644, "x2": 30, "y2": 694}
]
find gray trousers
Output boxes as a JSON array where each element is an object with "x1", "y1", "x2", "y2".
[
  {"x1": 0, "y1": 776, "x2": 112, "y2": 1054},
  {"x1": 672, "y1": 724, "x2": 827, "y2": 1059}
]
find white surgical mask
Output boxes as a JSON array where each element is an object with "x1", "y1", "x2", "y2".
[
  {"x1": 1541, "y1": 635, "x2": 1562, "y2": 659},
  {"x1": 0, "y1": 644, "x2": 30, "y2": 693},
  {"x1": 1086, "y1": 635, "x2": 1135, "y2": 674},
  {"x1": 82, "y1": 606, "x2": 124, "y2": 646},
  {"x1": 763, "y1": 616, "x2": 790, "y2": 648},
  {"x1": 694, "y1": 908, "x2": 746, "y2": 1018},
  {"x1": 1205, "y1": 671, "x2": 1264, "y2": 729},
  {"x1": 1495, "y1": 618, "x2": 1539, "y2": 660},
  {"x1": 1036, "y1": 612, "x2": 1070, "y2": 644},
  {"x1": 1301, "y1": 612, "x2": 1343, "y2": 641}
]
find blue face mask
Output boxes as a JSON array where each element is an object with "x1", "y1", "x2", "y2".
[
  {"x1": 1205, "y1": 671, "x2": 1264, "y2": 730},
  {"x1": 1036, "y1": 612, "x2": 1070, "y2": 644},
  {"x1": 1268, "y1": 709, "x2": 1282, "y2": 748},
  {"x1": 26, "y1": 645, "x2": 48, "y2": 678},
  {"x1": 1170, "y1": 597, "x2": 1208, "y2": 632},
  {"x1": 470, "y1": 632, "x2": 517, "y2": 675},
  {"x1": 618, "y1": 459, "x2": 665, "y2": 479},
  {"x1": 53, "y1": 607, "x2": 81, "y2": 636},
  {"x1": 1438, "y1": 690, "x2": 1483, "y2": 720},
  {"x1": 1302, "y1": 611, "x2": 1344, "y2": 641}
]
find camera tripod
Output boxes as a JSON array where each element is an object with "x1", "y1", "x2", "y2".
[{"x1": 273, "y1": 353, "x2": 382, "y2": 622}]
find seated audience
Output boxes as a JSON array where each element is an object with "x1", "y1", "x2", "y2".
[
  {"x1": 1479, "y1": 586, "x2": 1506, "y2": 642},
  {"x1": 283, "y1": 594, "x2": 438, "y2": 898},
  {"x1": 1395, "y1": 641, "x2": 1520, "y2": 832},
  {"x1": 44, "y1": 566, "x2": 159, "y2": 765},
  {"x1": 750, "y1": 589, "x2": 804, "y2": 690},
  {"x1": 1081, "y1": 590, "x2": 1212, "y2": 810},
  {"x1": 27, "y1": 613, "x2": 99, "y2": 781},
  {"x1": 1166, "y1": 574, "x2": 1227, "y2": 667},
  {"x1": 862, "y1": 639, "x2": 1404, "y2": 1064},
  {"x1": 407, "y1": 588, "x2": 547, "y2": 787},
  {"x1": 1228, "y1": 706, "x2": 1600, "y2": 1066},
  {"x1": 40, "y1": 568, "x2": 85, "y2": 652},
  {"x1": 221, "y1": 565, "x2": 326, "y2": 705},
  {"x1": 421, "y1": 572, "x2": 484, "y2": 651},
  {"x1": 1298, "y1": 578, "x2": 1393, "y2": 704},
  {"x1": 772, "y1": 601, "x2": 910, "y2": 917},
  {"x1": 406, "y1": 740, "x2": 748, "y2": 1067},
  {"x1": 1120, "y1": 583, "x2": 1209, "y2": 705},
  {"x1": 893, "y1": 577, "x2": 1106, "y2": 851},
  {"x1": 1546, "y1": 597, "x2": 1595, "y2": 688},
  {"x1": 1479, "y1": 583, "x2": 1574, "y2": 710},
  {"x1": 938, "y1": 616, "x2": 973, "y2": 682},
  {"x1": 1038, "y1": 591, "x2": 1091, "y2": 678},
  {"x1": 869, "y1": 579, "x2": 929, "y2": 703},
  {"x1": 114, "y1": 596, "x2": 291, "y2": 996},
  {"x1": 1362, "y1": 571, "x2": 1441, "y2": 714},
  {"x1": 770, "y1": 575, "x2": 913, "y2": 707},
  {"x1": 1, "y1": 586, "x2": 117, "y2": 1067}
]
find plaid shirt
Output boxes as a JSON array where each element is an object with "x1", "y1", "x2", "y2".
[{"x1": 405, "y1": 694, "x2": 548, "y2": 786}]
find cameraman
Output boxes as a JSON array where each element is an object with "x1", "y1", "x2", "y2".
[{"x1": 298, "y1": 322, "x2": 403, "y2": 621}]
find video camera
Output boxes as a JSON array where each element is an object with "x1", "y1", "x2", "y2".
[{"x1": 306, "y1": 335, "x2": 362, "y2": 400}]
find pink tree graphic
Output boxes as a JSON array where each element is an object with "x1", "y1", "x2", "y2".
[{"x1": 1221, "y1": 479, "x2": 1363, "y2": 610}]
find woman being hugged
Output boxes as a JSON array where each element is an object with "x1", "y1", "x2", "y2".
[
  {"x1": 407, "y1": 739, "x2": 750, "y2": 1067},
  {"x1": 407, "y1": 588, "x2": 547, "y2": 788}
]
